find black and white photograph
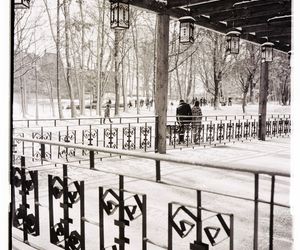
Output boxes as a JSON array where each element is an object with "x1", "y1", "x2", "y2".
[{"x1": 3, "y1": 0, "x2": 300, "y2": 249}]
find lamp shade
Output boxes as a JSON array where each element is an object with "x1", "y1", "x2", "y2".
[
  {"x1": 261, "y1": 42, "x2": 274, "y2": 62},
  {"x1": 110, "y1": 1, "x2": 129, "y2": 29},
  {"x1": 179, "y1": 16, "x2": 195, "y2": 44},
  {"x1": 226, "y1": 30, "x2": 241, "y2": 54}
]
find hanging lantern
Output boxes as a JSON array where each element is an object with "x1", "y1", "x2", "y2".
[
  {"x1": 226, "y1": 30, "x2": 241, "y2": 54},
  {"x1": 179, "y1": 16, "x2": 195, "y2": 44},
  {"x1": 14, "y1": 0, "x2": 30, "y2": 9},
  {"x1": 110, "y1": 1, "x2": 129, "y2": 29},
  {"x1": 261, "y1": 42, "x2": 274, "y2": 62}
]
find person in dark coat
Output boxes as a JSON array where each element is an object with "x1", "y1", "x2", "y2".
[
  {"x1": 176, "y1": 100, "x2": 192, "y2": 143},
  {"x1": 103, "y1": 103, "x2": 112, "y2": 123}
]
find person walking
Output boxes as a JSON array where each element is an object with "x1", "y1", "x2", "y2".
[
  {"x1": 191, "y1": 100, "x2": 203, "y2": 143},
  {"x1": 103, "y1": 102, "x2": 112, "y2": 123},
  {"x1": 176, "y1": 100, "x2": 192, "y2": 143}
]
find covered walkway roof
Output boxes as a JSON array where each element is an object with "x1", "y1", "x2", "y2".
[{"x1": 129, "y1": 0, "x2": 291, "y2": 52}]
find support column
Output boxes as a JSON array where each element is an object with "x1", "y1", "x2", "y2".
[
  {"x1": 258, "y1": 61, "x2": 269, "y2": 141},
  {"x1": 155, "y1": 13, "x2": 170, "y2": 154}
]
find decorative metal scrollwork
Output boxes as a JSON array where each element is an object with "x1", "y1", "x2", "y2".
[
  {"x1": 251, "y1": 121, "x2": 257, "y2": 137},
  {"x1": 32, "y1": 127, "x2": 51, "y2": 140},
  {"x1": 58, "y1": 147, "x2": 76, "y2": 161},
  {"x1": 226, "y1": 121, "x2": 234, "y2": 141},
  {"x1": 278, "y1": 119, "x2": 283, "y2": 135},
  {"x1": 170, "y1": 206, "x2": 196, "y2": 238},
  {"x1": 206, "y1": 122, "x2": 215, "y2": 144},
  {"x1": 169, "y1": 201, "x2": 233, "y2": 250},
  {"x1": 103, "y1": 126, "x2": 118, "y2": 148},
  {"x1": 123, "y1": 126, "x2": 136, "y2": 150},
  {"x1": 243, "y1": 121, "x2": 251, "y2": 139},
  {"x1": 32, "y1": 130, "x2": 52, "y2": 161},
  {"x1": 12, "y1": 132, "x2": 24, "y2": 164},
  {"x1": 140, "y1": 125, "x2": 152, "y2": 150},
  {"x1": 235, "y1": 121, "x2": 243, "y2": 140},
  {"x1": 284, "y1": 119, "x2": 290, "y2": 134},
  {"x1": 217, "y1": 122, "x2": 225, "y2": 142},
  {"x1": 82, "y1": 127, "x2": 98, "y2": 146},
  {"x1": 12, "y1": 157, "x2": 40, "y2": 242},
  {"x1": 99, "y1": 176, "x2": 147, "y2": 250},
  {"x1": 272, "y1": 120, "x2": 278, "y2": 136},
  {"x1": 266, "y1": 120, "x2": 272, "y2": 137},
  {"x1": 49, "y1": 165, "x2": 85, "y2": 249}
]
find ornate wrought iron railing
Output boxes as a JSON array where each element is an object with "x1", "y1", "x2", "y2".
[
  {"x1": 11, "y1": 137, "x2": 290, "y2": 250},
  {"x1": 12, "y1": 114, "x2": 291, "y2": 163}
]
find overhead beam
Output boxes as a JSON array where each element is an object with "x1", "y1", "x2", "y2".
[
  {"x1": 209, "y1": 2, "x2": 291, "y2": 22},
  {"x1": 190, "y1": 0, "x2": 290, "y2": 15},
  {"x1": 240, "y1": 21, "x2": 291, "y2": 33},
  {"x1": 254, "y1": 30, "x2": 291, "y2": 38},
  {"x1": 128, "y1": 0, "x2": 291, "y2": 52},
  {"x1": 227, "y1": 14, "x2": 289, "y2": 29},
  {"x1": 129, "y1": 0, "x2": 167, "y2": 13},
  {"x1": 189, "y1": 0, "x2": 242, "y2": 15},
  {"x1": 167, "y1": 0, "x2": 210, "y2": 8}
]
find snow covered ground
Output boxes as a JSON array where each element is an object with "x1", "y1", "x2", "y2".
[
  {"x1": 12, "y1": 99, "x2": 290, "y2": 120},
  {"x1": 12, "y1": 137, "x2": 291, "y2": 250}
]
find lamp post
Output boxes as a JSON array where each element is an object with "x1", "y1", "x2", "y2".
[
  {"x1": 261, "y1": 42, "x2": 274, "y2": 62},
  {"x1": 14, "y1": 0, "x2": 30, "y2": 9},
  {"x1": 226, "y1": 30, "x2": 241, "y2": 54},
  {"x1": 179, "y1": 16, "x2": 195, "y2": 44},
  {"x1": 110, "y1": 0, "x2": 129, "y2": 29}
]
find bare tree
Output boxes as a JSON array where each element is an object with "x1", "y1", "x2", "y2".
[
  {"x1": 62, "y1": 0, "x2": 76, "y2": 117},
  {"x1": 197, "y1": 31, "x2": 232, "y2": 109},
  {"x1": 232, "y1": 43, "x2": 260, "y2": 113}
]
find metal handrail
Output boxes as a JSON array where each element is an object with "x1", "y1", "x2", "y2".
[{"x1": 13, "y1": 137, "x2": 290, "y2": 177}]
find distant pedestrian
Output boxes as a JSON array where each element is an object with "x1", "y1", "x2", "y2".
[
  {"x1": 191, "y1": 101, "x2": 202, "y2": 143},
  {"x1": 176, "y1": 100, "x2": 192, "y2": 143},
  {"x1": 150, "y1": 99, "x2": 153, "y2": 107},
  {"x1": 146, "y1": 98, "x2": 150, "y2": 110},
  {"x1": 103, "y1": 103, "x2": 112, "y2": 123},
  {"x1": 140, "y1": 99, "x2": 144, "y2": 107},
  {"x1": 128, "y1": 100, "x2": 132, "y2": 108}
]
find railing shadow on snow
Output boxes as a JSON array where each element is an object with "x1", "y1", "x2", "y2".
[{"x1": 11, "y1": 137, "x2": 291, "y2": 250}]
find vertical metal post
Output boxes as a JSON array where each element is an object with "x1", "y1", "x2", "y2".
[
  {"x1": 253, "y1": 174, "x2": 259, "y2": 250},
  {"x1": 48, "y1": 174, "x2": 54, "y2": 243},
  {"x1": 41, "y1": 143, "x2": 45, "y2": 165},
  {"x1": 230, "y1": 214, "x2": 234, "y2": 250},
  {"x1": 63, "y1": 164, "x2": 70, "y2": 249},
  {"x1": 33, "y1": 171, "x2": 40, "y2": 235},
  {"x1": 269, "y1": 176, "x2": 275, "y2": 250},
  {"x1": 155, "y1": 116, "x2": 161, "y2": 182},
  {"x1": 20, "y1": 156, "x2": 28, "y2": 242},
  {"x1": 156, "y1": 160, "x2": 161, "y2": 182},
  {"x1": 196, "y1": 190, "x2": 202, "y2": 243},
  {"x1": 80, "y1": 181, "x2": 85, "y2": 250},
  {"x1": 142, "y1": 194, "x2": 147, "y2": 250},
  {"x1": 119, "y1": 175, "x2": 125, "y2": 250},
  {"x1": 99, "y1": 187, "x2": 104, "y2": 250},
  {"x1": 90, "y1": 151, "x2": 95, "y2": 169},
  {"x1": 168, "y1": 203, "x2": 173, "y2": 250}
]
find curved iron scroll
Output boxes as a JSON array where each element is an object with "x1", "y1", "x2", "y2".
[
  {"x1": 12, "y1": 157, "x2": 40, "y2": 241},
  {"x1": 49, "y1": 165, "x2": 85, "y2": 249}
]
